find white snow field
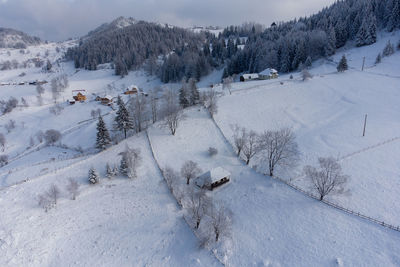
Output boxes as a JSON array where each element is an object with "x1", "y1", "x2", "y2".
[
  {"x1": 148, "y1": 107, "x2": 400, "y2": 266},
  {"x1": 0, "y1": 134, "x2": 220, "y2": 266}
]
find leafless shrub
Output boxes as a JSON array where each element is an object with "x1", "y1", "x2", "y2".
[
  {"x1": 208, "y1": 147, "x2": 218, "y2": 157},
  {"x1": 66, "y1": 178, "x2": 79, "y2": 200},
  {"x1": 38, "y1": 194, "x2": 53, "y2": 212},
  {"x1": 36, "y1": 130, "x2": 44, "y2": 143},
  {"x1": 44, "y1": 129, "x2": 61, "y2": 145},
  {"x1": 301, "y1": 69, "x2": 312, "y2": 81},
  {"x1": 164, "y1": 166, "x2": 180, "y2": 193},
  {"x1": 222, "y1": 76, "x2": 233, "y2": 94},
  {"x1": 181, "y1": 160, "x2": 202, "y2": 185},
  {"x1": 38, "y1": 184, "x2": 60, "y2": 212},
  {"x1": 2, "y1": 97, "x2": 18, "y2": 114},
  {"x1": 304, "y1": 157, "x2": 349, "y2": 200},
  {"x1": 258, "y1": 128, "x2": 299, "y2": 176},
  {"x1": 49, "y1": 103, "x2": 64, "y2": 115},
  {"x1": 47, "y1": 184, "x2": 60, "y2": 205}
]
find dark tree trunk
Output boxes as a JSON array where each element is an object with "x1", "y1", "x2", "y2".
[{"x1": 246, "y1": 158, "x2": 250, "y2": 165}]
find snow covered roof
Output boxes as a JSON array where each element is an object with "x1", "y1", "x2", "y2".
[
  {"x1": 260, "y1": 68, "x2": 278, "y2": 75},
  {"x1": 196, "y1": 167, "x2": 231, "y2": 187},
  {"x1": 103, "y1": 95, "x2": 113, "y2": 100},
  {"x1": 128, "y1": 85, "x2": 138, "y2": 90},
  {"x1": 241, "y1": 73, "x2": 259, "y2": 80}
]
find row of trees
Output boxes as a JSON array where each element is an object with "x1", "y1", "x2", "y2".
[{"x1": 231, "y1": 124, "x2": 349, "y2": 200}]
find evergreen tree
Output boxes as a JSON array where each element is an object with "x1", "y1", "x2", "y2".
[
  {"x1": 387, "y1": 0, "x2": 400, "y2": 31},
  {"x1": 304, "y1": 56, "x2": 312, "y2": 68},
  {"x1": 96, "y1": 115, "x2": 111, "y2": 150},
  {"x1": 337, "y1": 55, "x2": 348, "y2": 72},
  {"x1": 88, "y1": 167, "x2": 99, "y2": 184},
  {"x1": 179, "y1": 85, "x2": 190, "y2": 108},
  {"x1": 325, "y1": 26, "x2": 336, "y2": 56},
  {"x1": 114, "y1": 96, "x2": 133, "y2": 138},
  {"x1": 375, "y1": 53, "x2": 382, "y2": 64},
  {"x1": 382, "y1": 40, "x2": 395, "y2": 57},
  {"x1": 188, "y1": 78, "x2": 200, "y2": 105}
]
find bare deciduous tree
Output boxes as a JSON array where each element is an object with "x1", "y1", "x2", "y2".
[
  {"x1": 209, "y1": 202, "x2": 232, "y2": 242},
  {"x1": 5, "y1": 120, "x2": 16, "y2": 133},
  {"x1": 149, "y1": 87, "x2": 160, "y2": 124},
  {"x1": 304, "y1": 157, "x2": 349, "y2": 201},
  {"x1": 162, "y1": 89, "x2": 184, "y2": 135},
  {"x1": 301, "y1": 69, "x2": 312, "y2": 81},
  {"x1": 222, "y1": 76, "x2": 233, "y2": 94},
  {"x1": 258, "y1": 128, "x2": 299, "y2": 176},
  {"x1": 204, "y1": 88, "x2": 218, "y2": 118},
  {"x1": 0, "y1": 155, "x2": 8, "y2": 167},
  {"x1": 186, "y1": 189, "x2": 210, "y2": 229},
  {"x1": 119, "y1": 146, "x2": 141, "y2": 179},
  {"x1": 181, "y1": 160, "x2": 202, "y2": 185},
  {"x1": 129, "y1": 93, "x2": 148, "y2": 133},
  {"x1": 164, "y1": 166, "x2": 180, "y2": 193},
  {"x1": 66, "y1": 178, "x2": 79, "y2": 200},
  {"x1": 44, "y1": 129, "x2": 61, "y2": 145},
  {"x1": 242, "y1": 130, "x2": 259, "y2": 165},
  {"x1": 47, "y1": 184, "x2": 60, "y2": 205},
  {"x1": 231, "y1": 124, "x2": 246, "y2": 157}
]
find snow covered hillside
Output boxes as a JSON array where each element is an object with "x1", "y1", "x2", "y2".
[{"x1": 1, "y1": 27, "x2": 400, "y2": 266}]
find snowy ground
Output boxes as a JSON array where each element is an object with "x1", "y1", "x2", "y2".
[{"x1": 148, "y1": 107, "x2": 400, "y2": 266}]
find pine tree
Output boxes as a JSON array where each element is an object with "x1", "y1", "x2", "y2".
[
  {"x1": 375, "y1": 53, "x2": 382, "y2": 65},
  {"x1": 188, "y1": 78, "x2": 200, "y2": 105},
  {"x1": 119, "y1": 152, "x2": 129, "y2": 176},
  {"x1": 96, "y1": 115, "x2": 111, "y2": 150},
  {"x1": 383, "y1": 40, "x2": 395, "y2": 57},
  {"x1": 337, "y1": 55, "x2": 348, "y2": 72},
  {"x1": 88, "y1": 167, "x2": 99, "y2": 184},
  {"x1": 179, "y1": 86, "x2": 190, "y2": 108},
  {"x1": 325, "y1": 26, "x2": 336, "y2": 56},
  {"x1": 114, "y1": 96, "x2": 133, "y2": 138},
  {"x1": 304, "y1": 56, "x2": 312, "y2": 68},
  {"x1": 356, "y1": 18, "x2": 369, "y2": 47},
  {"x1": 387, "y1": 0, "x2": 400, "y2": 32}
]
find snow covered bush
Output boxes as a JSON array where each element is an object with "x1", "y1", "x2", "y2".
[
  {"x1": 304, "y1": 157, "x2": 349, "y2": 201},
  {"x1": 44, "y1": 129, "x2": 61, "y2": 145},
  {"x1": 301, "y1": 69, "x2": 312, "y2": 81},
  {"x1": 5, "y1": 120, "x2": 16, "y2": 133},
  {"x1": 88, "y1": 167, "x2": 99, "y2": 184},
  {"x1": 2, "y1": 97, "x2": 18, "y2": 114},
  {"x1": 119, "y1": 146, "x2": 141, "y2": 179},
  {"x1": 375, "y1": 53, "x2": 382, "y2": 64},
  {"x1": 105, "y1": 162, "x2": 118, "y2": 179},
  {"x1": 382, "y1": 40, "x2": 395, "y2": 57},
  {"x1": 38, "y1": 184, "x2": 60, "y2": 212},
  {"x1": 208, "y1": 147, "x2": 218, "y2": 157},
  {"x1": 49, "y1": 104, "x2": 64, "y2": 116}
]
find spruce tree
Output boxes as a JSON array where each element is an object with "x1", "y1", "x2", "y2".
[
  {"x1": 96, "y1": 115, "x2": 111, "y2": 150},
  {"x1": 325, "y1": 26, "x2": 336, "y2": 56},
  {"x1": 304, "y1": 56, "x2": 312, "y2": 68},
  {"x1": 188, "y1": 78, "x2": 200, "y2": 105},
  {"x1": 337, "y1": 55, "x2": 348, "y2": 72},
  {"x1": 114, "y1": 96, "x2": 133, "y2": 138},
  {"x1": 375, "y1": 53, "x2": 382, "y2": 64},
  {"x1": 179, "y1": 86, "x2": 190, "y2": 108},
  {"x1": 88, "y1": 167, "x2": 99, "y2": 184}
]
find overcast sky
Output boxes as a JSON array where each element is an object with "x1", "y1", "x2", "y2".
[{"x1": 0, "y1": 0, "x2": 335, "y2": 41}]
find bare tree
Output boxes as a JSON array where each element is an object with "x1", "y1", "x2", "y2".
[
  {"x1": 209, "y1": 202, "x2": 232, "y2": 242},
  {"x1": 164, "y1": 166, "x2": 180, "y2": 193},
  {"x1": 5, "y1": 120, "x2": 16, "y2": 133},
  {"x1": 204, "y1": 88, "x2": 218, "y2": 118},
  {"x1": 231, "y1": 124, "x2": 246, "y2": 157},
  {"x1": 36, "y1": 130, "x2": 44, "y2": 143},
  {"x1": 0, "y1": 133, "x2": 5, "y2": 152},
  {"x1": 66, "y1": 178, "x2": 79, "y2": 200},
  {"x1": 129, "y1": 93, "x2": 148, "y2": 133},
  {"x1": 258, "y1": 128, "x2": 299, "y2": 176},
  {"x1": 186, "y1": 189, "x2": 210, "y2": 229},
  {"x1": 38, "y1": 194, "x2": 53, "y2": 212},
  {"x1": 0, "y1": 155, "x2": 8, "y2": 167},
  {"x1": 149, "y1": 87, "x2": 160, "y2": 123},
  {"x1": 242, "y1": 130, "x2": 258, "y2": 165},
  {"x1": 51, "y1": 78, "x2": 60, "y2": 103},
  {"x1": 222, "y1": 76, "x2": 233, "y2": 94},
  {"x1": 181, "y1": 160, "x2": 202, "y2": 185},
  {"x1": 46, "y1": 184, "x2": 61, "y2": 205},
  {"x1": 304, "y1": 157, "x2": 349, "y2": 201},
  {"x1": 162, "y1": 89, "x2": 184, "y2": 135},
  {"x1": 301, "y1": 69, "x2": 312, "y2": 81},
  {"x1": 44, "y1": 129, "x2": 61, "y2": 145}
]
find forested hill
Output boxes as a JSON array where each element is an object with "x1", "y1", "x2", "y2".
[
  {"x1": 67, "y1": 0, "x2": 400, "y2": 82},
  {"x1": 0, "y1": 27, "x2": 42, "y2": 49}
]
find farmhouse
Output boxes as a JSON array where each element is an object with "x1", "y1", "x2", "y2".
[
  {"x1": 259, "y1": 68, "x2": 279, "y2": 79},
  {"x1": 240, "y1": 73, "x2": 259, "y2": 82},
  {"x1": 72, "y1": 90, "x2": 87, "y2": 102},
  {"x1": 195, "y1": 167, "x2": 231, "y2": 190},
  {"x1": 101, "y1": 95, "x2": 113, "y2": 105},
  {"x1": 124, "y1": 85, "x2": 139, "y2": 95}
]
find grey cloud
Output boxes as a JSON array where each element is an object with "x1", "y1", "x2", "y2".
[{"x1": 0, "y1": 0, "x2": 335, "y2": 41}]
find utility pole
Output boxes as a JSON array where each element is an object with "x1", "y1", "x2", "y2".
[
  {"x1": 363, "y1": 114, "x2": 368, "y2": 137},
  {"x1": 361, "y1": 57, "x2": 366, "y2": 71}
]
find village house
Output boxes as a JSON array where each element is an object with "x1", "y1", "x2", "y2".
[
  {"x1": 259, "y1": 68, "x2": 279, "y2": 79},
  {"x1": 101, "y1": 95, "x2": 113, "y2": 106},
  {"x1": 124, "y1": 85, "x2": 139, "y2": 95},
  {"x1": 72, "y1": 90, "x2": 87, "y2": 102},
  {"x1": 195, "y1": 167, "x2": 231, "y2": 191}
]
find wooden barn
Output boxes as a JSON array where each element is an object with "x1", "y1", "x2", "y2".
[
  {"x1": 124, "y1": 85, "x2": 139, "y2": 95},
  {"x1": 72, "y1": 90, "x2": 87, "y2": 102},
  {"x1": 195, "y1": 167, "x2": 231, "y2": 191}
]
